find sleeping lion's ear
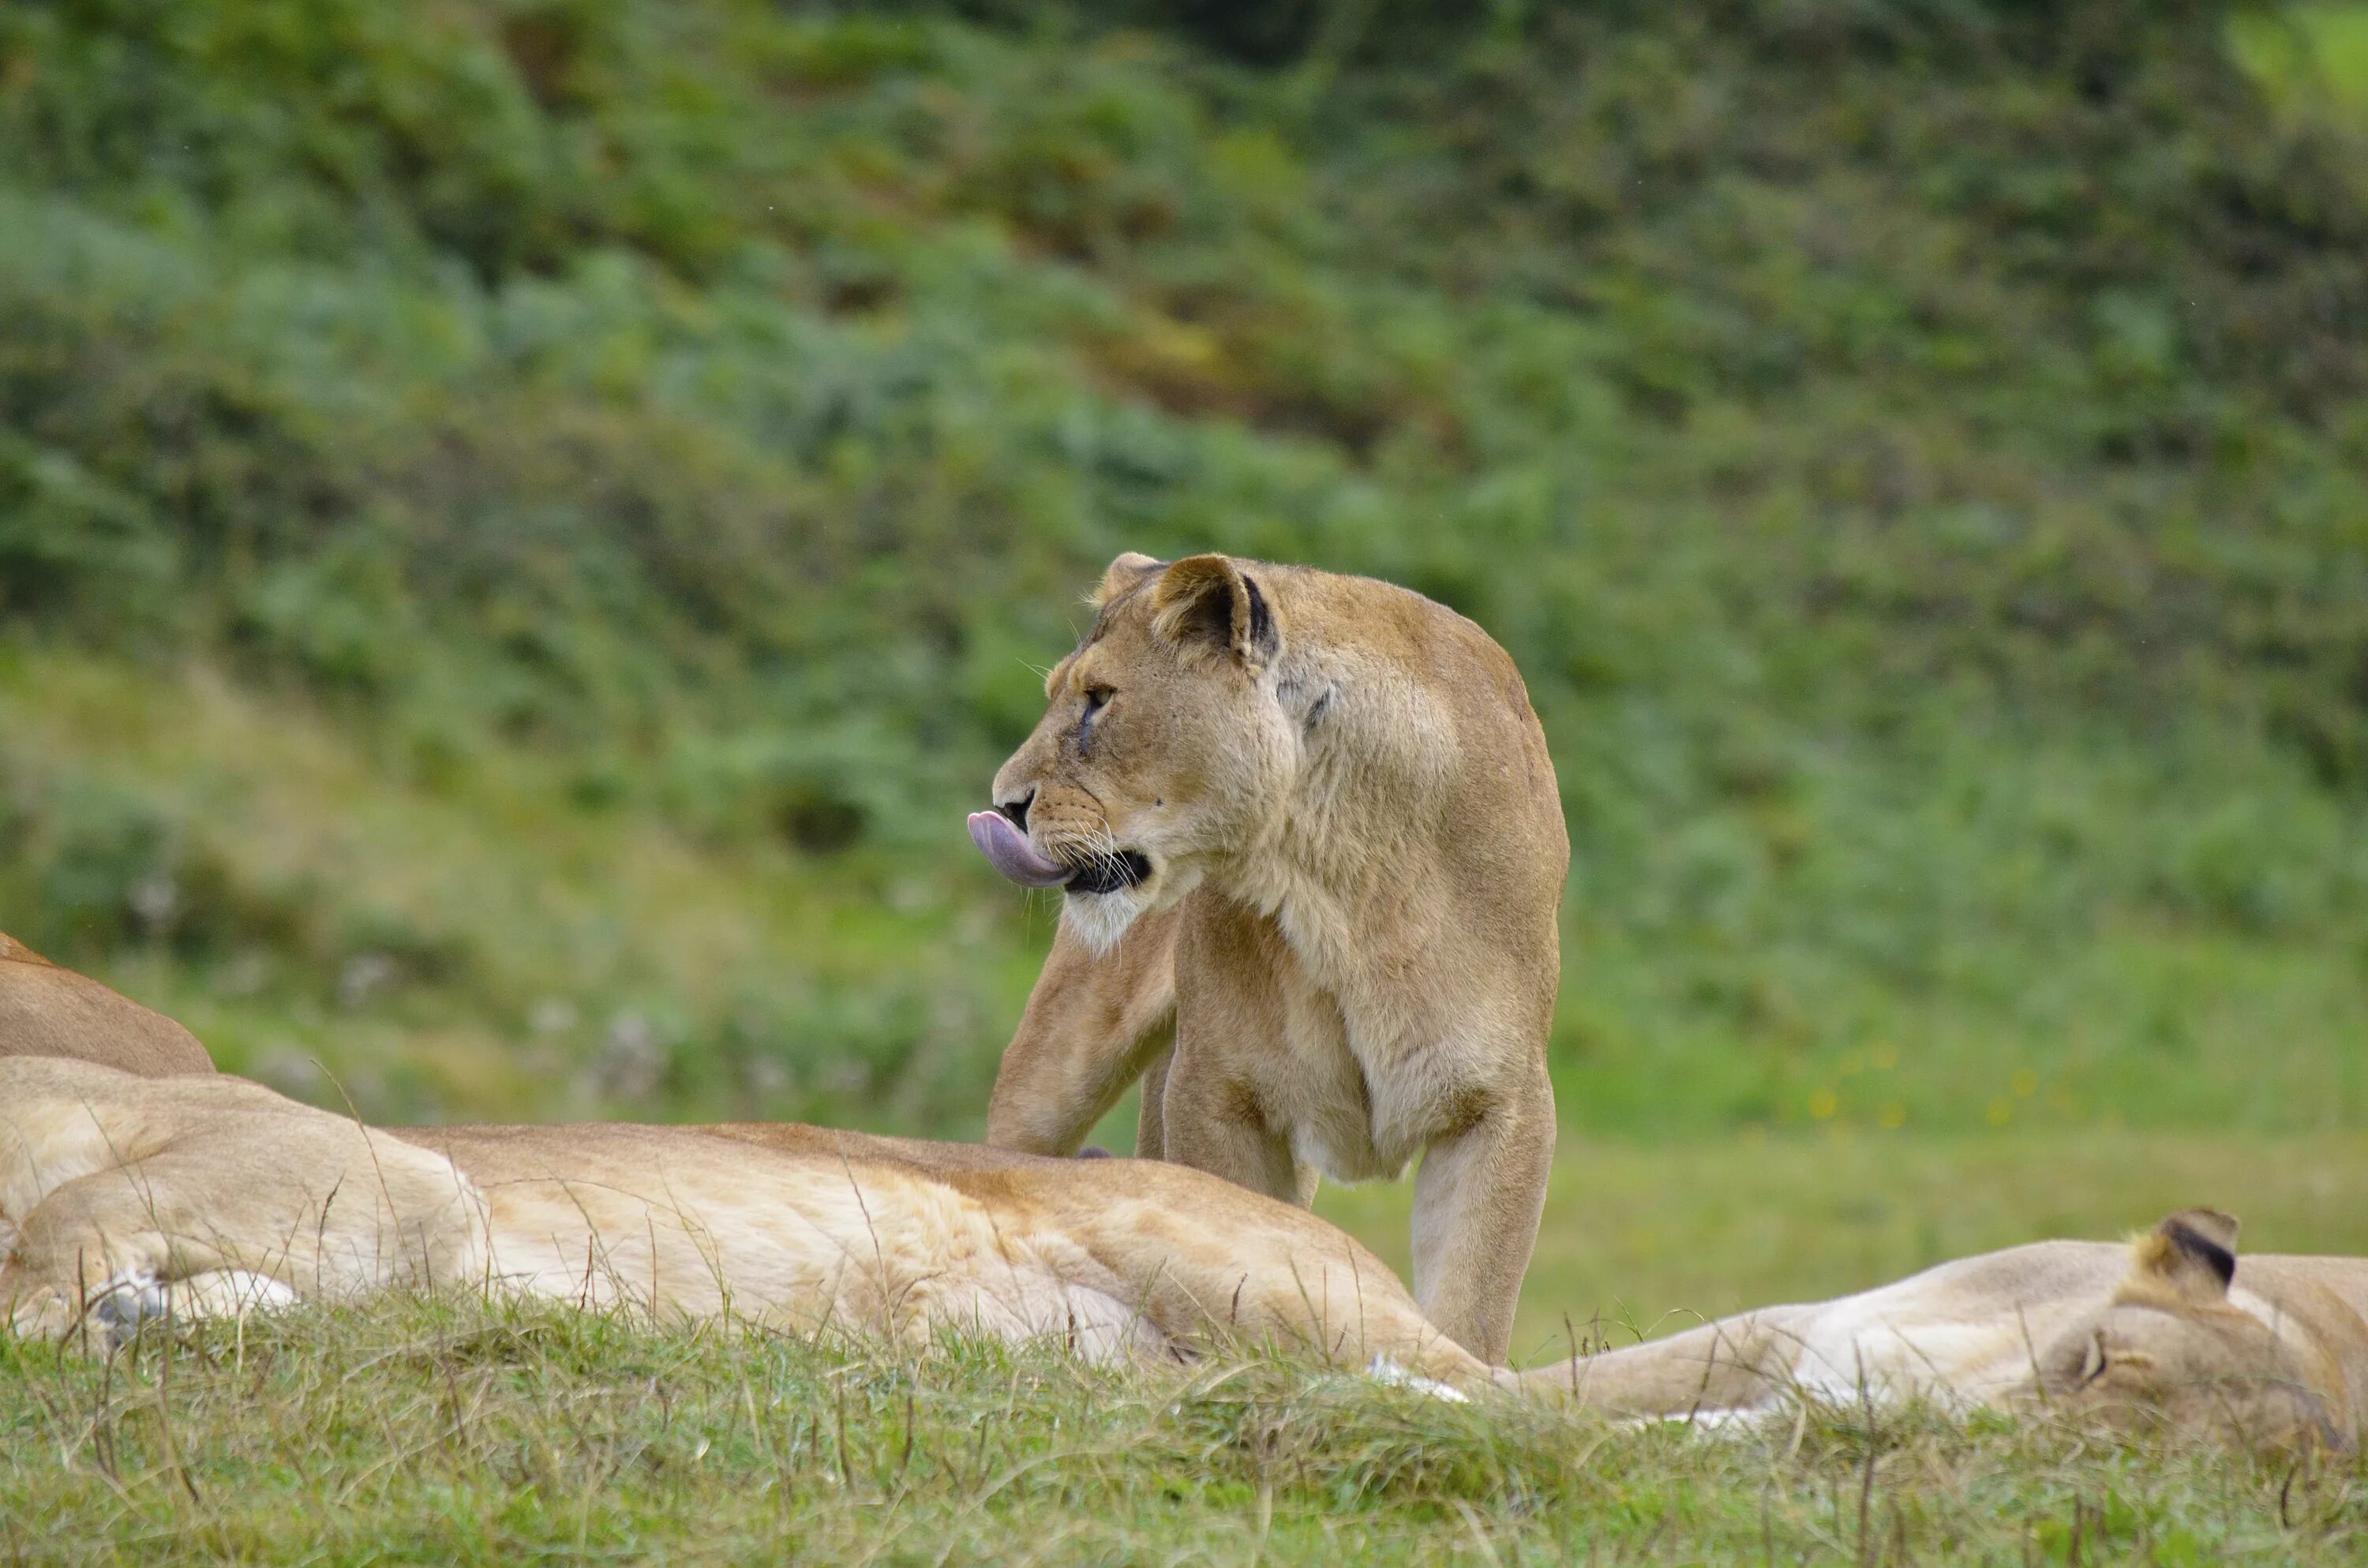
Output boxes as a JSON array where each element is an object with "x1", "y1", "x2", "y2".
[
  {"x1": 1091, "y1": 552, "x2": 1164, "y2": 608},
  {"x1": 2124, "y1": 1208, "x2": 2240, "y2": 1304},
  {"x1": 1149, "y1": 554, "x2": 1279, "y2": 669}
]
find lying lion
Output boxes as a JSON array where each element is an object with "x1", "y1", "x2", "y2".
[
  {"x1": 0, "y1": 1057, "x2": 1484, "y2": 1385},
  {"x1": 971, "y1": 552, "x2": 1568, "y2": 1364},
  {"x1": 1553, "y1": 1207, "x2": 2368, "y2": 1447},
  {"x1": 5, "y1": 1058, "x2": 2361, "y2": 1448}
]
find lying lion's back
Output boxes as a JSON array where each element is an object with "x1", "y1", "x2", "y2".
[
  {"x1": 0, "y1": 935, "x2": 215, "y2": 1076},
  {"x1": 400, "y1": 1121, "x2": 1152, "y2": 1345}
]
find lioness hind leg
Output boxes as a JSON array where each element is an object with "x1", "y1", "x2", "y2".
[{"x1": 2, "y1": 1134, "x2": 395, "y2": 1345}]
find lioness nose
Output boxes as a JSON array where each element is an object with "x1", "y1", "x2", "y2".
[{"x1": 996, "y1": 789, "x2": 1034, "y2": 834}]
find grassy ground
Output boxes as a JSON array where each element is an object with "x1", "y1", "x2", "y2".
[{"x1": 2, "y1": 1278, "x2": 2362, "y2": 1564}]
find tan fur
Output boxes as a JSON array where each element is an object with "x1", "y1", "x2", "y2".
[
  {"x1": 1520, "y1": 1210, "x2": 2368, "y2": 1450},
  {"x1": 980, "y1": 553, "x2": 1567, "y2": 1362},
  {"x1": 0, "y1": 1059, "x2": 1485, "y2": 1383},
  {"x1": 0, "y1": 933, "x2": 214, "y2": 1076}
]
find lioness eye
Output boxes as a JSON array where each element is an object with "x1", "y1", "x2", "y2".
[
  {"x1": 2078, "y1": 1335, "x2": 2108, "y2": 1385},
  {"x1": 1082, "y1": 686, "x2": 1114, "y2": 716}
]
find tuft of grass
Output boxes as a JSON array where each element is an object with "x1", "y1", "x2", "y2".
[{"x1": 2, "y1": 1293, "x2": 2360, "y2": 1564}]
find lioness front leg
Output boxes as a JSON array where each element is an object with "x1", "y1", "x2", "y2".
[
  {"x1": 985, "y1": 904, "x2": 1178, "y2": 1155},
  {"x1": 1409, "y1": 1068, "x2": 1556, "y2": 1364},
  {"x1": 1518, "y1": 1308, "x2": 1815, "y2": 1416}
]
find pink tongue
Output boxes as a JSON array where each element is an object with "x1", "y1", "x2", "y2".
[{"x1": 968, "y1": 811, "x2": 1071, "y2": 888}]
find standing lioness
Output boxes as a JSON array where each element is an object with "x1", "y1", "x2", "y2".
[{"x1": 969, "y1": 552, "x2": 1566, "y2": 1361}]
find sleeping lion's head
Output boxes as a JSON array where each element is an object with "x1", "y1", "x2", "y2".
[
  {"x1": 970, "y1": 552, "x2": 1296, "y2": 952},
  {"x1": 2029, "y1": 1210, "x2": 2347, "y2": 1450}
]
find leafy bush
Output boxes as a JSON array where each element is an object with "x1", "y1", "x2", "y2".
[{"x1": 0, "y1": 0, "x2": 2362, "y2": 1131}]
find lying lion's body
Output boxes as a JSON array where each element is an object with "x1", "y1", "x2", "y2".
[
  {"x1": 978, "y1": 555, "x2": 1567, "y2": 1362},
  {"x1": 0, "y1": 932, "x2": 213, "y2": 1076},
  {"x1": 1550, "y1": 1212, "x2": 2368, "y2": 1446},
  {"x1": 0, "y1": 1058, "x2": 1482, "y2": 1383}
]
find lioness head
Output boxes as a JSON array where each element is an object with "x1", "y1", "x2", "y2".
[
  {"x1": 970, "y1": 552, "x2": 1295, "y2": 952},
  {"x1": 2030, "y1": 1210, "x2": 2346, "y2": 1449}
]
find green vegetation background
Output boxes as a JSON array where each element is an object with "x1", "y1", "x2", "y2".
[{"x1": 3, "y1": 0, "x2": 2367, "y2": 1338}]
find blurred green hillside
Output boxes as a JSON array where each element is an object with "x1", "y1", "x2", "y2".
[{"x1": 1, "y1": 0, "x2": 2365, "y2": 1143}]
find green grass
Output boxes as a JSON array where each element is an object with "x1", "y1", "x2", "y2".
[
  {"x1": 3, "y1": 1272, "x2": 2362, "y2": 1564},
  {"x1": 0, "y1": 647, "x2": 1050, "y2": 1130}
]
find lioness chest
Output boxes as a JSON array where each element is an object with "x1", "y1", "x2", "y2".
[{"x1": 1197, "y1": 902, "x2": 1483, "y2": 1183}]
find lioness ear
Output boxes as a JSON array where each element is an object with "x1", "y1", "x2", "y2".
[
  {"x1": 1149, "y1": 554, "x2": 1279, "y2": 669},
  {"x1": 2125, "y1": 1208, "x2": 2240, "y2": 1304},
  {"x1": 1091, "y1": 552, "x2": 1164, "y2": 608}
]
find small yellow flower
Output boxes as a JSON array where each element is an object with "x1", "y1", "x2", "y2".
[
  {"x1": 1987, "y1": 1097, "x2": 2013, "y2": 1126},
  {"x1": 2010, "y1": 1068, "x2": 2038, "y2": 1098},
  {"x1": 1808, "y1": 1088, "x2": 1839, "y2": 1120}
]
